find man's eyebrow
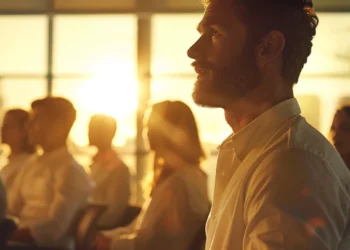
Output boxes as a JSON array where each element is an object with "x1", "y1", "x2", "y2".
[{"x1": 196, "y1": 19, "x2": 217, "y2": 33}]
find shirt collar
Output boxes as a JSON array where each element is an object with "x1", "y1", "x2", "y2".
[
  {"x1": 219, "y1": 98, "x2": 301, "y2": 161},
  {"x1": 37, "y1": 146, "x2": 72, "y2": 164},
  {"x1": 92, "y1": 148, "x2": 118, "y2": 163},
  {"x1": 8, "y1": 153, "x2": 33, "y2": 161}
]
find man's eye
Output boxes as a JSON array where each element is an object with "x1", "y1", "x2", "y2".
[{"x1": 211, "y1": 29, "x2": 219, "y2": 37}]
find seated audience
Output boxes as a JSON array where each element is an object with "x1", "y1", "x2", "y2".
[
  {"x1": 88, "y1": 114, "x2": 130, "y2": 229},
  {"x1": 1, "y1": 109, "x2": 36, "y2": 195},
  {"x1": 330, "y1": 104, "x2": 350, "y2": 169},
  {"x1": 7, "y1": 97, "x2": 93, "y2": 249},
  {"x1": 96, "y1": 100, "x2": 210, "y2": 250}
]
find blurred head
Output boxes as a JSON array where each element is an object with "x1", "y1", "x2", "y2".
[
  {"x1": 187, "y1": 0, "x2": 318, "y2": 108},
  {"x1": 1, "y1": 109, "x2": 36, "y2": 154},
  {"x1": 28, "y1": 97, "x2": 76, "y2": 149},
  {"x1": 330, "y1": 106, "x2": 350, "y2": 159},
  {"x1": 89, "y1": 114, "x2": 117, "y2": 149},
  {"x1": 147, "y1": 101, "x2": 205, "y2": 166}
]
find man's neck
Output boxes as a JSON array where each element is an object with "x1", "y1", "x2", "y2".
[
  {"x1": 97, "y1": 145, "x2": 113, "y2": 154},
  {"x1": 42, "y1": 142, "x2": 66, "y2": 154},
  {"x1": 225, "y1": 88, "x2": 294, "y2": 133},
  {"x1": 9, "y1": 146, "x2": 24, "y2": 158}
]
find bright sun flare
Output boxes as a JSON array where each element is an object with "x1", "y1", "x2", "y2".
[
  {"x1": 70, "y1": 62, "x2": 138, "y2": 147},
  {"x1": 77, "y1": 63, "x2": 138, "y2": 120}
]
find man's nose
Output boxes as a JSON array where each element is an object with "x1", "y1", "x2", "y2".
[{"x1": 187, "y1": 36, "x2": 205, "y2": 60}]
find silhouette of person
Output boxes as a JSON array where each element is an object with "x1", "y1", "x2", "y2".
[{"x1": 88, "y1": 114, "x2": 130, "y2": 229}]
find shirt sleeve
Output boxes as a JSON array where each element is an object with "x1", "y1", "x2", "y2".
[
  {"x1": 243, "y1": 148, "x2": 346, "y2": 250},
  {"x1": 111, "y1": 176, "x2": 191, "y2": 250},
  {"x1": 98, "y1": 165, "x2": 130, "y2": 228},
  {"x1": 30, "y1": 164, "x2": 92, "y2": 245}
]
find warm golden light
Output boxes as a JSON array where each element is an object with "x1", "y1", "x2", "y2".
[
  {"x1": 77, "y1": 66, "x2": 138, "y2": 120},
  {"x1": 67, "y1": 61, "x2": 138, "y2": 147}
]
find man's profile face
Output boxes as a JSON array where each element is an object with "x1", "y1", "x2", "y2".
[
  {"x1": 187, "y1": 1, "x2": 261, "y2": 108},
  {"x1": 27, "y1": 108, "x2": 66, "y2": 148},
  {"x1": 27, "y1": 109, "x2": 50, "y2": 146}
]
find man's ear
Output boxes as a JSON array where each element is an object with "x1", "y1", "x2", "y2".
[{"x1": 256, "y1": 30, "x2": 285, "y2": 69}]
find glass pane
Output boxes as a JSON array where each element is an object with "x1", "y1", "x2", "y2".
[
  {"x1": 0, "y1": 16, "x2": 47, "y2": 74},
  {"x1": 152, "y1": 14, "x2": 201, "y2": 75},
  {"x1": 303, "y1": 13, "x2": 350, "y2": 75},
  {"x1": 294, "y1": 77, "x2": 350, "y2": 136},
  {"x1": 54, "y1": 15, "x2": 137, "y2": 75},
  {"x1": 54, "y1": 0, "x2": 135, "y2": 10},
  {"x1": 296, "y1": 95, "x2": 320, "y2": 130},
  {"x1": 0, "y1": 79, "x2": 46, "y2": 110},
  {"x1": 0, "y1": 0, "x2": 48, "y2": 10},
  {"x1": 151, "y1": 78, "x2": 231, "y2": 200}
]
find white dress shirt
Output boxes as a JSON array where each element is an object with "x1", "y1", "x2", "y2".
[
  {"x1": 104, "y1": 166, "x2": 210, "y2": 250},
  {"x1": 90, "y1": 149, "x2": 130, "y2": 229},
  {"x1": 206, "y1": 98, "x2": 350, "y2": 250},
  {"x1": 7, "y1": 147, "x2": 93, "y2": 249},
  {"x1": 0, "y1": 153, "x2": 34, "y2": 199}
]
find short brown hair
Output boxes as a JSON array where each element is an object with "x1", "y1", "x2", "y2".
[
  {"x1": 31, "y1": 97, "x2": 76, "y2": 132},
  {"x1": 202, "y1": 0, "x2": 319, "y2": 85}
]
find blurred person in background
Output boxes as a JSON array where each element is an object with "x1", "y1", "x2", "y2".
[
  {"x1": 96, "y1": 100, "x2": 210, "y2": 250},
  {"x1": 7, "y1": 97, "x2": 93, "y2": 249},
  {"x1": 88, "y1": 114, "x2": 130, "y2": 230},
  {"x1": 330, "y1": 105, "x2": 350, "y2": 169},
  {"x1": 0, "y1": 109, "x2": 36, "y2": 195},
  {"x1": 187, "y1": 0, "x2": 350, "y2": 249}
]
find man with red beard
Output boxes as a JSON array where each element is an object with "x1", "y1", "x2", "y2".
[{"x1": 188, "y1": 0, "x2": 350, "y2": 249}]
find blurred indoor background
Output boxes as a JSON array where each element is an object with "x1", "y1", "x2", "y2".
[{"x1": 0, "y1": 0, "x2": 349, "y2": 203}]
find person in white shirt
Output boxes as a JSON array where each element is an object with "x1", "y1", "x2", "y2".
[
  {"x1": 187, "y1": 0, "x2": 350, "y2": 250},
  {"x1": 1, "y1": 109, "x2": 36, "y2": 195},
  {"x1": 88, "y1": 114, "x2": 131, "y2": 230},
  {"x1": 8, "y1": 97, "x2": 93, "y2": 249},
  {"x1": 96, "y1": 100, "x2": 211, "y2": 250},
  {"x1": 330, "y1": 105, "x2": 350, "y2": 170}
]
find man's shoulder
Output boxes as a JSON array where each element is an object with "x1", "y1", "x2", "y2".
[
  {"x1": 267, "y1": 117, "x2": 341, "y2": 166},
  {"x1": 255, "y1": 120, "x2": 350, "y2": 199},
  {"x1": 57, "y1": 156, "x2": 91, "y2": 182}
]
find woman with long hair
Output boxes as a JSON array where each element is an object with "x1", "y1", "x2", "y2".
[
  {"x1": 0, "y1": 109, "x2": 36, "y2": 190},
  {"x1": 96, "y1": 100, "x2": 210, "y2": 250}
]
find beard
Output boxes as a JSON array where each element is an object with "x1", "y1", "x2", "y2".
[{"x1": 192, "y1": 41, "x2": 262, "y2": 108}]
